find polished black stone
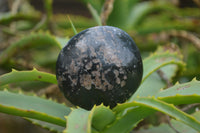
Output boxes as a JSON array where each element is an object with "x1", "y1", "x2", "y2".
[{"x1": 56, "y1": 26, "x2": 143, "y2": 110}]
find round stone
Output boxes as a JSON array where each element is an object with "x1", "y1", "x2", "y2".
[{"x1": 56, "y1": 26, "x2": 143, "y2": 110}]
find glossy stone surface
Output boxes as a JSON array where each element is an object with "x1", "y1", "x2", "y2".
[{"x1": 56, "y1": 26, "x2": 143, "y2": 110}]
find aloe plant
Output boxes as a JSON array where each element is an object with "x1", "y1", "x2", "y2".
[{"x1": 0, "y1": 36, "x2": 200, "y2": 133}]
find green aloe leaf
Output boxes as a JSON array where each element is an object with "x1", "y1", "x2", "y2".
[
  {"x1": 112, "y1": 97, "x2": 200, "y2": 132},
  {"x1": 156, "y1": 79, "x2": 200, "y2": 97},
  {"x1": 26, "y1": 119, "x2": 65, "y2": 133},
  {"x1": 64, "y1": 108, "x2": 93, "y2": 133},
  {"x1": 129, "y1": 49, "x2": 185, "y2": 101},
  {"x1": 124, "y1": 78, "x2": 200, "y2": 132},
  {"x1": 129, "y1": 72, "x2": 166, "y2": 101},
  {"x1": 142, "y1": 51, "x2": 185, "y2": 83},
  {"x1": 0, "y1": 68, "x2": 57, "y2": 87},
  {"x1": 136, "y1": 111, "x2": 200, "y2": 133},
  {"x1": 91, "y1": 105, "x2": 115, "y2": 131},
  {"x1": 156, "y1": 79, "x2": 200, "y2": 105},
  {"x1": 102, "y1": 106, "x2": 155, "y2": 133},
  {"x1": 159, "y1": 95, "x2": 200, "y2": 106},
  {"x1": 0, "y1": 32, "x2": 62, "y2": 64},
  {"x1": 65, "y1": 105, "x2": 115, "y2": 133},
  {"x1": 0, "y1": 89, "x2": 71, "y2": 127},
  {"x1": 136, "y1": 121, "x2": 197, "y2": 133}
]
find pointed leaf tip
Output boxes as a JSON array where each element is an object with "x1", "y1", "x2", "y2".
[
  {"x1": 192, "y1": 77, "x2": 198, "y2": 81},
  {"x1": 11, "y1": 69, "x2": 17, "y2": 72}
]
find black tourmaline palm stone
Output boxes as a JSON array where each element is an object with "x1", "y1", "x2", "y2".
[{"x1": 56, "y1": 26, "x2": 143, "y2": 110}]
